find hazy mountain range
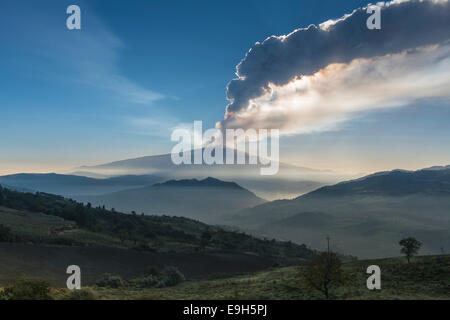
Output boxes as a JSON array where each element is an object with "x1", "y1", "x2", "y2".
[
  {"x1": 228, "y1": 168, "x2": 450, "y2": 258},
  {"x1": 73, "y1": 149, "x2": 352, "y2": 200},
  {"x1": 76, "y1": 177, "x2": 265, "y2": 223},
  {"x1": 2, "y1": 157, "x2": 449, "y2": 259}
]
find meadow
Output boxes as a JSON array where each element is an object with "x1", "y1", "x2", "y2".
[{"x1": 49, "y1": 255, "x2": 450, "y2": 300}]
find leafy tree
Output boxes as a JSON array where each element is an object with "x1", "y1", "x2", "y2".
[
  {"x1": 399, "y1": 237, "x2": 422, "y2": 263},
  {"x1": 302, "y1": 252, "x2": 343, "y2": 299}
]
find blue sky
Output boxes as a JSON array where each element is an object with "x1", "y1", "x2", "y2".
[{"x1": 1, "y1": 0, "x2": 449, "y2": 174}]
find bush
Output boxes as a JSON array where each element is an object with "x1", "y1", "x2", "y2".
[
  {"x1": 130, "y1": 266, "x2": 185, "y2": 289},
  {"x1": 157, "y1": 266, "x2": 185, "y2": 288},
  {"x1": 65, "y1": 288, "x2": 96, "y2": 300},
  {"x1": 1, "y1": 279, "x2": 52, "y2": 300},
  {"x1": 95, "y1": 274, "x2": 125, "y2": 288},
  {"x1": 0, "y1": 288, "x2": 11, "y2": 300},
  {"x1": 130, "y1": 275, "x2": 160, "y2": 289},
  {"x1": 147, "y1": 266, "x2": 161, "y2": 276}
]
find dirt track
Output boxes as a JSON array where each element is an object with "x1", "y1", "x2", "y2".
[{"x1": 0, "y1": 243, "x2": 275, "y2": 286}]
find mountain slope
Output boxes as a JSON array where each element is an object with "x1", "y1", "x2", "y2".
[
  {"x1": 230, "y1": 168, "x2": 450, "y2": 258},
  {"x1": 0, "y1": 173, "x2": 164, "y2": 196},
  {"x1": 77, "y1": 177, "x2": 266, "y2": 223},
  {"x1": 303, "y1": 169, "x2": 450, "y2": 197}
]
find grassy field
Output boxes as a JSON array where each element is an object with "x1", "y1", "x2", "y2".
[
  {"x1": 0, "y1": 206, "x2": 72, "y2": 237},
  {"x1": 49, "y1": 254, "x2": 449, "y2": 300}
]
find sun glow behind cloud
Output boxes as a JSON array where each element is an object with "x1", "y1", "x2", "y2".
[
  {"x1": 220, "y1": 44, "x2": 450, "y2": 135},
  {"x1": 218, "y1": 0, "x2": 450, "y2": 136}
]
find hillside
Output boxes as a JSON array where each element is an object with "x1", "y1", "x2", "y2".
[
  {"x1": 0, "y1": 186, "x2": 314, "y2": 285},
  {"x1": 229, "y1": 168, "x2": 450, "y2": 258},
  {"x1": 0, "y1": 173, "x2": 164, "y2": 197},
  {"x1": 77, "y1": 177, "x2": 266, "y2": 223},
  {"x1": 304, "y1": 168, "x2": 450, "y2": 197}
]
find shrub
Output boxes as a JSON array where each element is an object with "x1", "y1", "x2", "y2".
[
  {"x1": 147, "y1": 266, "x2": 161, "y2": 276},
  {"x1": 130, "y1": 266, "x2": 185, "y2": 289},
  {"x1": 65, "y1": 288, "x2": 96, "y2": 300},
  {"x1": 0, "y1": 288, "x2": 11, "y2": 300},
  {"x1": 130, "y1": 275, "x2": 160, "y2": 289},
  {"x1": 2, "y1": 279, "x2": 52, "y2": 300},
  {"x1": 158, "y1": 266, "x2": 185, "y2": 288},
  {"x1": 95, "y1": 273, "x2": 125, "y2": 288}
]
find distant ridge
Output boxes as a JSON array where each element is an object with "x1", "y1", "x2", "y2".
[
  {"x1": 153, "y1": 177, "x2": 243, "y2": 189},
  {"x1": 77, "y1": 177, "x2": 265, "y2": 223},
  {"x1": 0, "y1": 183, "x2": 33, "y2": 193},
  {"x1": 423, "y1": 165, "x2": 450, "y2": 171},
  {"x1": 0, "y1": 173, "x2": 164, "y2": 197},
  {"x1": 302, "y1": 167, "x2": 450, "y2": 198}
]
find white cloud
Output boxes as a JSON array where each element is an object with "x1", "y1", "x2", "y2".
[
  {"x1": 221, "y1": 44, "x2": 450, "y2": 135},
  {"x1": 218, "y1": 0, "x2": 450, "y2": 135}
]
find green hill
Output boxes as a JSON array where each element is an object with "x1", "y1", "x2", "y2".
[
  {"x1": 76, "y1": 177, "x2": 266, "y2": 223},
  {"x1": 0, "y1": 186, "x2": 314, "y2": 286}
]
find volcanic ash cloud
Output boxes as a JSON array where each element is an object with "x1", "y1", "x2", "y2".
[{"x1": 217, "y1": 0, "x2": 450, "y2": 135}]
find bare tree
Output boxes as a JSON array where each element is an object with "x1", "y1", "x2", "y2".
[{"x1": 303, "y1": 250, "x2": 343, "y2": 299}]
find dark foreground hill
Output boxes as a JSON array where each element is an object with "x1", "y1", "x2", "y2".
[
  {"x1": 230, "y1": 168, "x2": 450, "y2": 258},
  {"x1": 0, "y1": 186, "x2": 314, "y2": 285},
  {"x1": 77, "y1": 177, "x2": 266, "y2": 223},
  {"x1": 0, "y1": 243, "x2": 277, "y2": 286},
  {"x1": 5, "y1": 254, "x2": 448, "y2": 300},
  {"x1": 83, "y1": 254, "x2": 449, "y2": 300}
]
